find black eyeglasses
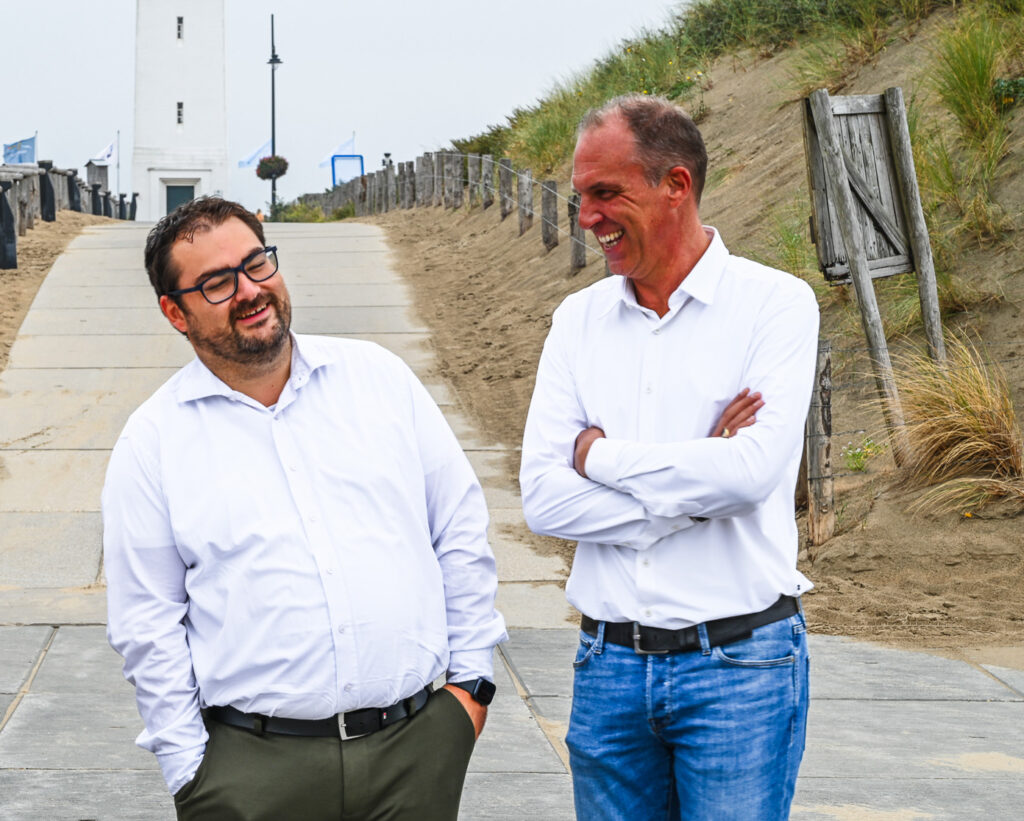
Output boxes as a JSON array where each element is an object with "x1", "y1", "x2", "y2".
[{"x1": 167, "y1": 246, "x2": 279, "y2": 304}]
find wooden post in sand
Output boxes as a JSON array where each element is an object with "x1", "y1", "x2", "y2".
[
  {"x1": 517, "y1": 168, "x2": 532, "y2": 236},
  {"x1": 498, "y1": 158, "x2": 513, "y2": 220},
  {"x1": 481, "y1": 155, "x2": 495, "y2": 209},
  {"x1": 452, "y1": 154, "x2": 464, "y2": 209},
  {"x1": 541, "y1": 180, "x2": 558, "y2": 250},
  {"x1": 568, "y1": 193, "x2": 586, "y2": 273},
  {"x1": 805, "y1": 340, "x2": 836, "y2": 547},
  {"x1": 466, "y1": 153, "x2": 480, "y2": 207}
]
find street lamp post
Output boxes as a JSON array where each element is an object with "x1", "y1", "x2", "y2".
[{"x1": 268, "y1": 15, "x2": 283, "y2": 216}]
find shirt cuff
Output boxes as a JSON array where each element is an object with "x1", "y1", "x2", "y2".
[
  {"x1": 158, "y1": 744, "x2": 206, "y2": 795},
  {"x1": 583, "y1": 437, "x2": 624, "y2": 489},
  {"x1": 447, "y1": 648, "x2": 495, "y2": 683}
]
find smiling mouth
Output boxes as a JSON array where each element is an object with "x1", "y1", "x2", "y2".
[
  {"x1": 236, "y1": 303, "x2": 270, "y2": 323},
  {"x1": 596, "y1": 229, "x2": 624, "y2": 250}
]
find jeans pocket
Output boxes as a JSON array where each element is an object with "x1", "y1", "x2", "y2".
[
  {"x1": 572, "y1": 632, "x2": 598, "y2": 670},
  {"x1": 712, "y1": 619, "x2": 798, "y2": 668}
]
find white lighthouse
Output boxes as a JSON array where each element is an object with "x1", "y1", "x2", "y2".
[{"x1": 132, "y1": 0, "x2": 228, "y2": 221}]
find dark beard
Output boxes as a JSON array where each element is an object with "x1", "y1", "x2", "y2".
[{"x1": 185, "y1": 292, "x2": 292, "y2": 367}]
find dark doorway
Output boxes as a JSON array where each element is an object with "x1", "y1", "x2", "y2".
[{"x1": 166, "y1": 185, "x2": 195, "y2": 215}]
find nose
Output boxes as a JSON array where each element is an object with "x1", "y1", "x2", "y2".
[
  {"x1": 577, "y1": 195, "x2": 600, "y2": 231},
  {"x1": 234, "y1": 269, "x2": 263, "y2": 302}
]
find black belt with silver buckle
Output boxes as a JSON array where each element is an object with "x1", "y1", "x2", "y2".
[
  {"x1": 207, "y1": 685, "x2": 432, "y2": 740},
  {"x1": 581, "y1": 595, "x2": 799, "y2": 655}
]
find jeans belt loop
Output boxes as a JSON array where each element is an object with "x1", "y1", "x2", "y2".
[
  {"x1": 697, "y1": 622, "x2": 712, "y2": 656},
  {"x1": 594, "y1": 620, "x2": 607, "y2": 654}
]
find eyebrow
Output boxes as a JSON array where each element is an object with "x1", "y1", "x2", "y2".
[{"x1": 195, "y1": 245, "x2": 265, "y2": 281}]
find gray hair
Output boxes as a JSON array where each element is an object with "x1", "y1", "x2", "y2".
[{"x1": 578, "y1": 94, "x2": 708, "y2": 204}]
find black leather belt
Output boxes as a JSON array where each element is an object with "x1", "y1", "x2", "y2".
[
  {"x1": 207, "y1": 685, "x2": 432, "y2": 740},
  {"x1": 581, "y1": 595, "x2": 799, "y2": 655}
]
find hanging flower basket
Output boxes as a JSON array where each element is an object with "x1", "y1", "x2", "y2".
[{"x1": 256, "y1": 155, "x2": 289, "y2": 180}]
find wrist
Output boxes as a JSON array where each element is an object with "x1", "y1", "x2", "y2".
[{"x1": 448, "y1": 677, "x2": 496, "y2": 706}]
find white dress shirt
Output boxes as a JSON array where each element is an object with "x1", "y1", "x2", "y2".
[
  {"x1": 521, "y1": 228, "x2": 819, "y2": 629},
  {"x1": 103, "y1": 334, "x2": 507, "y2": 793}
]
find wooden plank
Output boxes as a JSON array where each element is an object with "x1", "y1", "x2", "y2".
[
  {"x1": 541, "y1": 180, "x2": 558, "y2": 250},
  {"x1": 518, "y1": 168, "x2": 533, "y2": 235},
  {"x1": 831, "y1": 94, "x2": 885, "y2": 115},
  {"x1": 806, "y1": 340, "x2": 835, "y2": 548},
  {"x1": 569, "y1": 193, "x2": 586, "y2": 273},
  {"x1": 481, "y1": 155, "x2": 494, "y2": 209},
  {"x1": 499, "y1": 158, "x2": 513, "y2": 220},
  {"x1": 885, "y1": 86, "x2": 946, "y2": 363}
]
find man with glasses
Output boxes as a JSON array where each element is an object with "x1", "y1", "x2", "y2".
[{"x1": 103, "y1": 197, "x2": 506, "y2": 820}]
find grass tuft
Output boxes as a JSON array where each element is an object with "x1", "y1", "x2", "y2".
[{"x1": 892, "y1": 335, "x2": 1024, "y2": 512}]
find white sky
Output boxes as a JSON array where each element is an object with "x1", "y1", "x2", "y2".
[{"x1": 2, "y1": 1, "x2": 683, "y2": 213}]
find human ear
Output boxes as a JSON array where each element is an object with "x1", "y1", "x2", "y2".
[
  {"x1": 664, "y1": 165, "x2": 693, "y2": 205},
  {"x1": 159, "y1": 294, "x2": 189, "y2": 336}
]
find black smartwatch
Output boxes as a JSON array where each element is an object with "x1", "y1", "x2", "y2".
[{"x1": 449, "y1": 678, "x2": 496, "y2": 706}]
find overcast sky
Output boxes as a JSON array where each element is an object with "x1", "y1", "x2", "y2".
[{"x1": 2, "y1": 0, "x2": 683, "y2": 213}]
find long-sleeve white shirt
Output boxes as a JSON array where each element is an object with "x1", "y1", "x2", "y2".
[
  {"x1": 520, "y1": 228, "x2": 819, "y2": 629},
  {"x1": 103, "y1": 334, "x2": 507, "y2": 793}
]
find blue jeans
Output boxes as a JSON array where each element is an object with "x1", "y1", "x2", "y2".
[{"x1": 567, "y1": 612, "x2": 809, "y2": 821}]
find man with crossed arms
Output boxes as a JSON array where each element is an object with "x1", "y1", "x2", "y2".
[{"x1": 521, "y1": 95, "x2": 819, "y2": 819}]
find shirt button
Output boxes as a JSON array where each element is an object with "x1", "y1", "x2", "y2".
[
  {"x1": 653, "y1": 328, "x2": 661, "y2": 335},
  {"x1": 642, "y1": 559, "x2": 650, "y2": 567},
  {"x1": 326, "y1": 567, "x2": 335, "y2": 575},
  {"x1": 645, "y1": 385, "x2": 653, "y2": 394},
  {"x1": 337, "y1": 624, "x2": 346, "y2": 634},
  {"x1": 308, "y1": 514, "x2": 317, "y2": 523},
  {"x1": 645, "y1": 609, "x2": 652, "y2": 618},
  {"x1": 344, "y1": 684, "x2": 353, "y2": 692}
]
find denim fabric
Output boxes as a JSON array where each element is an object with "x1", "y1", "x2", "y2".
[{"x1": 567, "y1": 612, "x2": 809, "y2": 821}]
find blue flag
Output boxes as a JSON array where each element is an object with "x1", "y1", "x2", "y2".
[
  {"x1": 3, "y1": 135, "x2": 36, "y2": 164},
  {"x1": 238, "y1": 139, "x2": 272, "y2": 168}
]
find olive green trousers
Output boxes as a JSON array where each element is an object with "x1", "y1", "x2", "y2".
[{"x1": 173, "y1": 688, "x2": 476, "y2": 821}]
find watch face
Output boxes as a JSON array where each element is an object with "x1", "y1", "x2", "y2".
[{"x1": 474, "y1": 678, "x2": 497, "y2": 706}]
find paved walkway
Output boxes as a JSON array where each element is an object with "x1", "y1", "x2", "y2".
[{"x1": 1, "y1": 222, "x2": 1022, "y2": 820}]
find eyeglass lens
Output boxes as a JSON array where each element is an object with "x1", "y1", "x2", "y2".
[{"x1": 202, "y1": 249, "x2": 278, "y2": 303}]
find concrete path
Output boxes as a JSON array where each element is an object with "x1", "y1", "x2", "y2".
[{"x1": 1, "y1": 222, "x2": 1022, "y2": 820}]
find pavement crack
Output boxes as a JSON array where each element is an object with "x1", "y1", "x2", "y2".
[{"x1": 0, "y1": 626, "x2": 58, "y2": 733}]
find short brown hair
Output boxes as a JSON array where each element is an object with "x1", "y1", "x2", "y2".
[
  {"x1": 579, "y1": 94, "x2": 708, "y2": 203},
  {"x1": 144, "y1": 196, "x2": 266, "y2": 299}
]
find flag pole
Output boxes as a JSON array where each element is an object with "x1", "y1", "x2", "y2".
[{"x1": 116, "y1": 130, "x2": 121, "y2": 193}]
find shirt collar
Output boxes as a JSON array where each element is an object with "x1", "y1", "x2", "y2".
[
  {"x1": 174, "y1": 333, "x2": 329, "y2": 405},
  {"x1": 599, "y1": 226, "x2": 729, "y2": 317}
]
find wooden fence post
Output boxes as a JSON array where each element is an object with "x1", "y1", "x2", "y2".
[
  {"x1": 397, "y1": 162, "x2": 407, "y2": 209},
  {"x1": 805, "y1": 339, "x2": 835, "y2": 548},
  {"x1": 541, "y1": 180, "x2": 558, "y2": 250},
  {"x1": 433, "y1": 152, "x2": 444, "y2": 207},
  {"x1": 569, "y1": 193, "x2": 586, "y2": 273},
  {"x1": 517, "y1": 168, "x2": 532, "y2": 235},
  {"x1": 499, "y1": 158, "x2": 513, "y2": 220},
  {"x1": 884, "y1": 87, "x2": 946, "y2": 364},
  {"x1": 452, "y1": 154, "x2": 464, "y2": 209},
  {"x1": 809, "y1": 89, "x2": 909, "y2": 466},
  {"x1": 440, "y1": 153, "x2": 450, "y2": 208},
  {"x1": 467, "y1": 153, "x2": 479, "y2": 207},
  {"x1": 481, "y1": 155, "x2": 494, "y2": 209},
  {"x1": 404, "y1": 161, "x2": 415, "y2": 208},
  {"x1": 415, "y1": 156, "x2": 427, "y2": 207}
]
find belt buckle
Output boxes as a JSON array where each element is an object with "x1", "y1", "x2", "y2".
[
  {"x1": 632, "y1": 622, "x2": 669, "y2": 655},
  {"x1": 337, "y1": 713, "x2": 368, "y2": 741}
]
